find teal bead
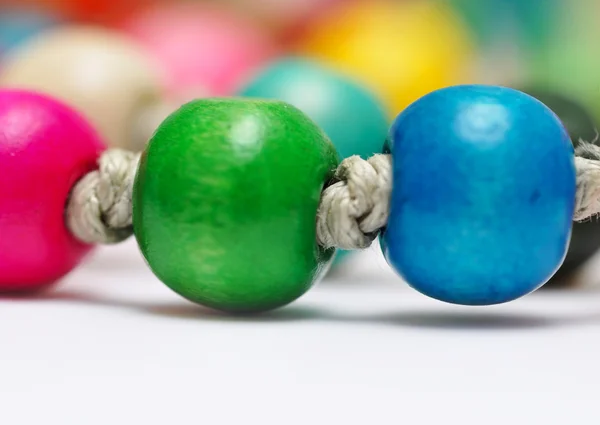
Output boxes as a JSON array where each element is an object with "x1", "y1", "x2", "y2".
[
  {"x1": 238, "y1": 58, "x2": 389, "y2": 160},
  {"x1": 133, "y1": 98, "x2": 339, "y2": 313},
  {"x1": 448, "y1": 0, "x2": 559, "y2": 51}
]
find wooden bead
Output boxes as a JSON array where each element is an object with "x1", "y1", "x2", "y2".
[
  {"x1": 0, "y1": 90, "x2": 105, "y2": 291},
  {"x1": 0, "y1": 26, "x2": 163, "y2": 151},
  {"x1": 382, "y1": 86, "x2": 576, "y2": 305},
  {"x1": 133, "y1": 98, "x2": 338, "y2": 313}
]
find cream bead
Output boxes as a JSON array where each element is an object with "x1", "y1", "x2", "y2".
[{"x1": 0, "y1": 26, "x2": 165, "y2": 151}]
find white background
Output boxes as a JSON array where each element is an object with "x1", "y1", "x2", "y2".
[{"x1": 2, "y1": 240, "x2": 600, "y2": 425}]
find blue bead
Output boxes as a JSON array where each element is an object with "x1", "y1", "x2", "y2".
[
  {"x1": 381, "y1": 85, "x2": 576, "y2": 305},
  {"x1": 238, "y1": 58, "x2": 389, "y2": 160}
]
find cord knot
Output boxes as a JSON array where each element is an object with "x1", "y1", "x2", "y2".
[
  {"x1": 316, "y1": 154, "x2": 392, "y2": 249},
  {"x1": 67, "y1": 149, "x2": 140, "y2": 244}
]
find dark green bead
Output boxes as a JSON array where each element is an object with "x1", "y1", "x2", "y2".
[
  {"x1": 522, "y1": 88, "x2": 597, "y2": 144},
  {"x1": 133, "y1": 98, "x2": 339, "y2": 312},
  {"x1": 521, "y1": 87, "x2": 600, "y2": 283}
]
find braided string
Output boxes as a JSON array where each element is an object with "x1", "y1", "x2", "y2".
[
  {"x1": 316, "y1": 141, "x2": 600, "y2": 249},
  {"x1": 65, "y1": 142, "x2": 600, "y2": 248},
  {"x1": 66, "y1": 149, "x2": 140, "y2": 244},
  {"x1": 316, "y1": 154, "x2": 391, "y2": 249}
]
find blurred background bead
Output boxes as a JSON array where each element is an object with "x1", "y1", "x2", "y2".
[
  {"x1": 0, "y1": 90, "x2": 105, "y2": 291},
  {"x1": 503, "y1": 0, "x2": 560, "y2": 53},
  {"x1": 298, "y1": 0, "x2": 475, "y2": 115},
  {"x1": 0, "y1": 26, "x2": 164, "y2": 151},
  {"x1": 449, "y1": 0, "x2": 559, "y2": 51},
  {"x1": 382, "y1": 86, "x2": 576, "y2": 305},
  {"x1": 527, "y1": 0, "x2": 600, "y2": 120},
  {"x1": 222, "y1": 0, "x2": 342, "y2": 41},
  {"x1": 16, "y1": 0, "x2": 152, "y2": 23},
  {"x1": 120, "y1": 2, "x2": 277, "y2": 102},
  {"x1": 0, "y1": 9, "x2": 59, "y2": 56},
  {"x1": 446, "y1": 0, "x2": 560, "y2": 86},
  {"x1": 520, "y1": 87, "x2": 600, "y2": 285},
  {"x1": 239, "y1": 58, "x2": 388, "y2": 160},
  {"x1": 134, "y1": 98, "x2": 338, "y2": 313}
]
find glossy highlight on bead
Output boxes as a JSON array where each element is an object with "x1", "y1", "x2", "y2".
[{"x1": 382, "y1": 85, "x2": 576, "y2": 305}]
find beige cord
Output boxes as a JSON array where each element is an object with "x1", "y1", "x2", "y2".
[
  {"x1": 316, "y1": 154, "x2": 391, "y2": 250},
  {"x1": 65, "y1": 142, "x2": 600, "y2": 248},
  {"x1": 66, "y1": 149, "x2": 140, "y2": 244}
]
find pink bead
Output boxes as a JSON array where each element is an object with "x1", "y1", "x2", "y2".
[
  {"x1": 121, "y1": 3, "x2": 277, "y2": 101},
  {"x1": 0, "y1": 90, "x2": 105, "y2": 291}
]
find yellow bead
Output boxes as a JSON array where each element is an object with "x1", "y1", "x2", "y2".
[
  {"x1": 298, "y1": 0, "x2": 475, "y2": 114},
  {"x1": 0, "y1": 26, "x2": 164, "y2": 151}
]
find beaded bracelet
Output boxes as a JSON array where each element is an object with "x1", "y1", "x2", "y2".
[{"x1": 1, "y1": 84, "x2": 598, "y2": 313}]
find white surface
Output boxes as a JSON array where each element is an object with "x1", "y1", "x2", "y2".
[{"x1": 2, "y1": 241, "x2": 600, "y2": 425}]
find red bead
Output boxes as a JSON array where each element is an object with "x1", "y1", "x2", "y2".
[{"x1": 0, "y1": 90, "x2": 105, "y2": 291}]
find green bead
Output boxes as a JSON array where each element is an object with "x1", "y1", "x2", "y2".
[{"x1": 133, "y1": 98, "x2": 339, "y2": 313}]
